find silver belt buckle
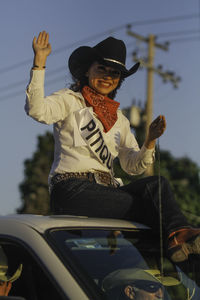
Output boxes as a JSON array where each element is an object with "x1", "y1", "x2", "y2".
[{"x1": 94, "y1": 172, "x2": 108, "y2": 186}]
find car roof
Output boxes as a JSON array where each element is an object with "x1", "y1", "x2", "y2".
[{"x1": 0, "y1": 214, "x2": 149, "y2": 234}]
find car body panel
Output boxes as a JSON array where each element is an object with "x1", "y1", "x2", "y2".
[
  {"x1": 0, "y1": 214, "x2": 148, "y2": 233},
  {"x1": 0, "y1": 214, "x2": 199, "y2": 300},
  {"x1": 0, "y1": 214, "x2": 148, "y2": 300}
]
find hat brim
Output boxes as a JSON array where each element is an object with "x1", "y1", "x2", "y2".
[{"x1": 68, "y1": 46, "x2": 140, "y2": 79}]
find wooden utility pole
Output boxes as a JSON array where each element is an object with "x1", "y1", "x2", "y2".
[{"x1": 127, "y1": 26, "x2": 181, "y2": 175}]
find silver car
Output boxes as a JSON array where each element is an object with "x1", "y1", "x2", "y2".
[{"x1": 0, "y1": 214, "x2": 199, "y2": 300}]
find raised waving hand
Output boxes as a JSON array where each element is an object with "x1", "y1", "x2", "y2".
[{"x1": 32, "y1": 31, "x2": 51, "y2": 70}]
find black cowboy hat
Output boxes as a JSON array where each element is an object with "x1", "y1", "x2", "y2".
[{"x1": 68, "y1": 36, "x2": 140, "y2": 79}]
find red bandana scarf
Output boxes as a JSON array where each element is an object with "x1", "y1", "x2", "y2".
[{"x1": 82, "y1": 86, "x2": 120, "y2": 132}]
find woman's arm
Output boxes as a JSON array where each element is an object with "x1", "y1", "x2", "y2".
[
  {"x1": 118, "y1": 114, "x2": 166, "y2": 175},
  {"x1": 25, "y1": 31, "x2": 70, "y2": 124}
]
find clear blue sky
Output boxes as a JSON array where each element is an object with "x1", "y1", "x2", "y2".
[{"x1": 0, "y1": 0, "x2": 199, "y2": 214}]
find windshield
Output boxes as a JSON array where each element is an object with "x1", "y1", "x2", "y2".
[{"x1": 48, "y1": 228, "x2": 200, "y2": 300}]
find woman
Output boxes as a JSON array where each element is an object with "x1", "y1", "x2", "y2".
[{"x1": 25, "y1": 31, "x2": 200, "y2": 263}]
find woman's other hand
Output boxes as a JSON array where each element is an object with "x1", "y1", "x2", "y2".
[{"x1": 144, "y1": 115, "x2": 166, "y2": 149}]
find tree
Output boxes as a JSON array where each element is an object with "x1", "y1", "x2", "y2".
[
  {"x1": 17, "y1": 132, "x2": 54, "y2": 214},
  {"x1": 154, "y1": 150, "x2": 200, "y2": 225}
]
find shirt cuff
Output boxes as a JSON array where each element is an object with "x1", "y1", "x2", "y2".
[
  {"x1": 140, "y1": 144, "x2": 155, "y2": 162},
  {"x1": 27, "y1": 69, "x2": 45, "y2": 90}
]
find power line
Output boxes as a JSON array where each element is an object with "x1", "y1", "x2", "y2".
[
  {"x1": 0, "y1": 66, "x2": 67, "y2": 93},
  {"x1": 1, "y1": 28, "x2": 199, "y2": 91},
  {"x1": 0, "y1": 29, "x2": 125, "y2": 75},
  {"x1": 127, "y1": 13, "x2": 199, "y2": 27},
  {"x1": 0, "y1": 13, "x2": 199, "y2": 101},
  {"x1": 199, "y1": 0, "x2": 200, "y2": 31},
  {"x1": 0, "y1": 74, "x2": 68, "y2": 102},
  {"x1": 155, "y1": 29, "x2": 200, "y2": 38},
  {"x1": 167, "y1": 36, "x2": 200, "y2": 43},
  {"x1": 0, "y1": 32, "x2": 199, "y2": 102},
  {"x1": 0, "y1": 14, "x2": 199, "y2": 75}
]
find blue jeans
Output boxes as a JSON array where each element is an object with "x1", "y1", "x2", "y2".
[{"x1": 50, "y1": 176, "x2": 188, "y2": 235}]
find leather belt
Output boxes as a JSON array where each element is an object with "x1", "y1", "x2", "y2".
[{"x1": 50, "y1": 171, "x2": 118, "y2": 191}]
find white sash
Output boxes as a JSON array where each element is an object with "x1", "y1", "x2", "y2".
[{"x1": 74, "y1": 108, "x2": 113, "y2": 171}]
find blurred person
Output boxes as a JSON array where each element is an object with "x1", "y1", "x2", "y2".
[
  {"x1": 25, "y1": 31, "x2": 200, "y2": 263},
  {"x1": 102, "y1": 268, "x2": 180, "y2": 300}
]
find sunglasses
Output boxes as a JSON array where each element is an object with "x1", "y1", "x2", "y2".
[
  {"x1": 132, "y1": 280, "x2": 163, "y2": 293},
  {"x1": 95, "y1": 65, "x2": 121, "y2": 78}
]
